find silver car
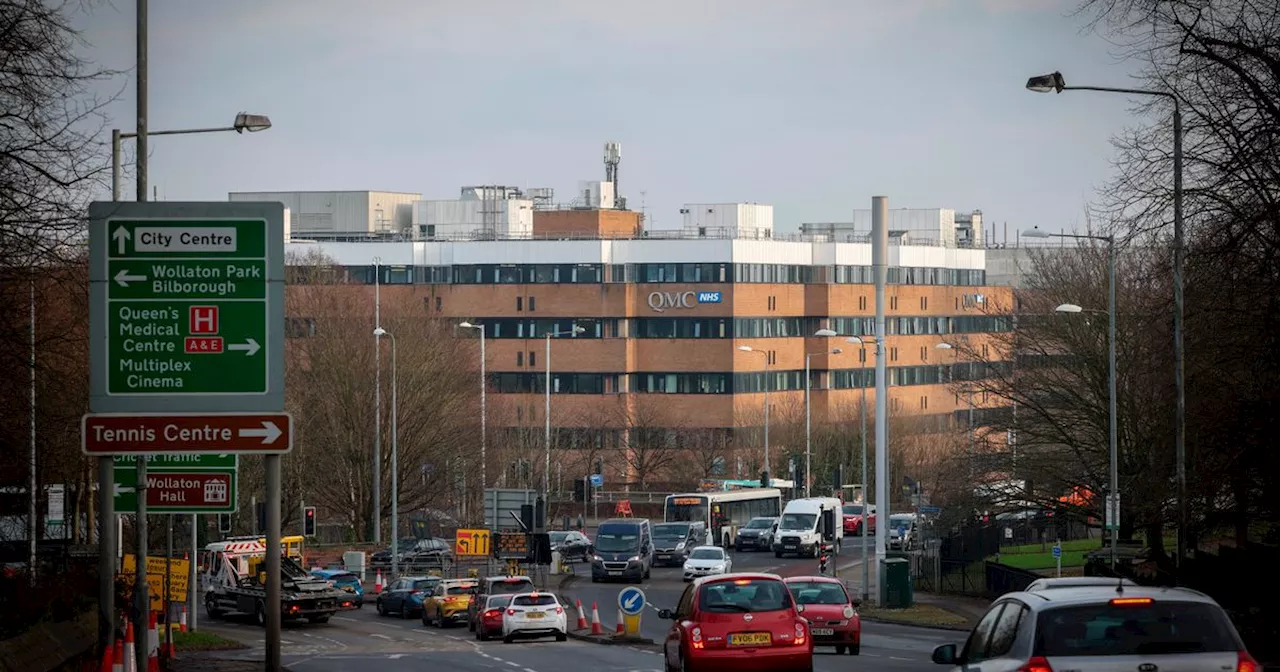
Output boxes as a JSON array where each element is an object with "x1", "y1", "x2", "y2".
[{"x1": 931, "y1": 585, "x2": 1259, "y2": 672}]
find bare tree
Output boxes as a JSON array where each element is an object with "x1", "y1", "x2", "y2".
[{"x1": 616, "y1": 396, "x2": 685, "y2": 489}]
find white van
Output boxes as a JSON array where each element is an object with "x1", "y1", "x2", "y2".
[{"x1": 772, "y1": 497, "x2": 843, "y2": 558}]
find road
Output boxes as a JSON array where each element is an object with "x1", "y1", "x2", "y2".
[{"x1": 188, "y1": 543, "x2": 958, "y2": 672}]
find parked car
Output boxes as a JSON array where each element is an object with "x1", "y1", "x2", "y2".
[
  {"x1": 784, "y1": 576, "x2": 861, "y2": 655},
  {"x1": 1024, "y1": 577, "x2": 1138, "y2": 592},
  {"x1": 309, "y1": 569, "x2": 364, "y2": 609},
  {"x1": 930, "y1": 585, "x2": 1260, "y2": 672},
  {"x1": 375, "y1": 576, "x2": 438, "y2": 618},
  {"x1": 659, "y1": 574, "x2": 813, "y2": 671},
  {"x1": 474, "y1": 593, "x2": 516, "y2": 641},
  {"x1": 371, "y1": 537, "x2": 452, "y2": 568},
  {"x1": 733, "y1": 517, "x2": 779, "y2": 552},
  {"x1": 467, "y1": 575, "x2": 536, "y2": 632},
  {"x1": 548, "y1": 530, "x2": 592, "y2": 562},
  {"x1": 682, "y1": 546, "x2": 733, "y2": 582},
  {"x1": 501, "y1": 592, "x2": 568, "y2": 643},
  {"x1": 421, "y1": 578, "x2": 479, "y2": 627}
]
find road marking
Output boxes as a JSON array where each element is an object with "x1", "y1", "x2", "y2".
[
  {"x1": 370, "y1": 634, "x2": 392, "y2": 640},
  {"x1": 334, "y1": 616, "x2": 359, "y2": 622},
  {"x1": 446, "y1": 635, "x2": 463, "y2": 640},
  {"x1": 890, "y1": 656, "x2": 912, "y2": 661}
]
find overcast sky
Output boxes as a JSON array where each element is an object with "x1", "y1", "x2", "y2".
[{"x1": 79, "y1": 0, "x2": 1145, "y2": 238}]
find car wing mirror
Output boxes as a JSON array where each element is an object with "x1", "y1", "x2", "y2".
[
  {"x1": 657, "y1": 608, "x2": 672, "y2": 620},
  {"x1": 851, "y1": 598, "x2": 863, "y2": 608},
  {"x1": 931, "y1": 643, "x2": 959, "y2": 665}
]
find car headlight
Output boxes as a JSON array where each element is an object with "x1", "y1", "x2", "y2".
[
  {"x1": 843, "y1": 605, "x2": 856, "y2": 618},
  {"x1": 628, "y1": 556, "x2": 640, "y2": 563},
  {"x1": 676, "y1": 542, "x2": 686, "y2": 550},
  {"x1": 592, "y1": 555, "x2": 603, "y2": 562},
  {"x1": 714, "y1": 565, "x2": 726, "y2": 572}
]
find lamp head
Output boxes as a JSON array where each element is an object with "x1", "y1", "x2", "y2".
[
  {"x1": 737, "y1": 345, "x2": 754, "y2": 352},
  {"x1": 1055, "y1": 303, "x2": 1084, "y2": 314},
  {"x1": 459, "y1": 321, "x2": 475, "y2": 328},
  {"x1": 813, "y1": 328, "x2": 838, "y2": 337},
  {"x1": 373, "y1": 327, "x2": 387, "y2": 337},
  {"x1": 1025, "y1": 71, "x2": 1066, "y2": 93},
  {"x1": 1022, "y1": 228, "x2": 1052, "y2": 239},
  {"x1": 935, "y1": 342, "x2": 954, "y2": 350},
  {"x1": 831, "y1": 348, "x2": 843, "y2": 355},
  {"x1": 846, "y1": 336, "x2": 866, "y2": 345},
  {"x1": 233, "y1": 112, "x2": 272, "y2": 133},
  {"x1": 573, "y1": 325, "x2": 585, "y2": 334}
]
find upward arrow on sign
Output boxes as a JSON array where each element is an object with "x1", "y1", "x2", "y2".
[{"x1": 112, "y1": 226, "x2": 131, "y2": 255}]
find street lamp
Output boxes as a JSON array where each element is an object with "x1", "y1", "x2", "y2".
[
  {"x1": 738, "y1": 345, "x2": 772, "y2": 485},
  {"x1": 544, "y1": 325, "x2": 585, "y2": 510},
  {"x1": 1024, "y1": 227, "x2": 1120, "y2": 569},
  {"x1": 459, "y1": 322, "x2": 487, "y2": 521},
  {"x1": 373, "y1": 327, "x2": 398, "y2": 576},
  {"x1": 846, "y1": 336, "x2": 874, "y2": 602},
  {"x1": 805, "y1": 328, "x2": 840, "y2": 497},
  {"x1": 111, "y1": 113, "x2": 272, "y2": 200},
  {"x1": 372, "y1": 257, "x2": 382, "y2": 545},
  {"x1": 1025, "y1": 70, "x2": 1188, "y2": 568}
]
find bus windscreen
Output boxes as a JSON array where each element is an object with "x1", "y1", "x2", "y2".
[{"x1": 666, "y1": 496, "x2": 708, "y2": 523}]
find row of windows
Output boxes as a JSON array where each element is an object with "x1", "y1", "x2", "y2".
[
  {"x1": 486, "y1": 362, "x2": 1009, "y2": 395},
  {"x1": 465, "y1": 315, "x2": 1011, "y2": 340},
  {"x1": 287, "y1": 263, "x2": 987, "y2": 287}
]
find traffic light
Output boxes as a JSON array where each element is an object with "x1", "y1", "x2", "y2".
[
  {"x1": 831, "y1": 464, "x2": 844, "y2": 492},
  {"x1": 760, "y1": 470, "x2": 770, "y2": 488},
  {"x1": 303, "y1": 506, "x2": 316, "y2": 535},
  {"x1": 573, "y1": 478, "x2": 586, "y2": 503},
  {"x1": 218, "y1": 514, "x2": 232, "y2": 534}
]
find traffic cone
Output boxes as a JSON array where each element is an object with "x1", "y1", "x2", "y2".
[
  {"x1": 111, "y1": 637, "x2": 124, "y2": 672},
  {"x1": 99, "y1": 640, "x2": 114, "y2": 672},
  {"x1": 615, "y1": 609, "x2": 624, "y2": 635},
  {"x1": 122, "y1": 621, "x2": 136, "y2": 672},
  {"x1": 146, "y1": 612, "x2": 160, "y2": 672},
  {"x1": 575, "y1": 599, "x2": 587, "y2": 630},
  {"x1": 179, "y1": 605, "x2": 188, "y2": 633},
  {"x1": 589, "y1": 602, "x2": 603, "y2": 635},
  {"x1": 374, "y1": 570, "x2": 383, "y2": 594}
]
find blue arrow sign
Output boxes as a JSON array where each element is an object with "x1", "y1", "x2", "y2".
[
  {"x1": 1052, "y1": 544, "x2": 1062, "y2": 559},
  {"x1": 618, "y1": 586, "x2": 646, "y2": 616},
  {"x1": 589, "y1": 474, "x2": 604, "y2": 488}
]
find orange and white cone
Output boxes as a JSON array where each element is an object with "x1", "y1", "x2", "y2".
[
  {"x1": 374, "y1": 570, "x2": 383, "y2": 594},
  {"x1": 615, "y1": 610, "x2": 624, "y2": 635},
  {"x1": 575, "y1": 599, "x2": 587, "y2": 630},
  {"x1": 146, "y1": 612, "x2": 160, "y2": 672},
  {"x1": 589, "y1": 602, "x2": 603, "y2": 635},
  {"x1": 179, "y1": 605, "x2": 188, "y2": 633},
  {"x1": 122, "y1": 620, "x2": 136, "y2": 672},
  {"x1": 111, "y1": 637, "x2": 124, "y2": 672}
]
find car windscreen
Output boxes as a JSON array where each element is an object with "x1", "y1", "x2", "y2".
[
  {"x1": 653, "y1": 524, "x2": 689, "y2": 539},
  {"x1": 688, "y1": 548, "x2": 723, "y2": 560},
  {"x1": 594, "y1": 529, "x2": 640, "y2": 552},
  {"x1": 549, "y1": 532, "x2": 568, "y2": 543},
  {"x1": 486, "y1": 595, "x2": 514, "y2": 609},
  {"x1": 699, "y1": 579, "x2": 791, "y2": 613},
  {"x1": 779, "y1": 513, "x2": 817, "y2": 531},
  {"x1": 842, "y1": 505, "x2": 863, "y2": 515},
  {"x1": 412, "y1": 579, "x2": 437, "y2": 590},
  {"x1": 490, "y1": 578, "x2": 533, "y2": 594},
  {"x1": 787, "y1": 581, "x2": 848, "y2": 605},
  {"x1": 513, "y1": 595, "x2": 558, "y2": 607},
  {"x1": 744, "y1": 519, "x2": 773, "y2": 529},
  {"x1": 445, "y1": 585, "x2": 475, "y2": 596},
  {"x1": 1034, "y1": 601, "x2": 1240, "y2": 657}
]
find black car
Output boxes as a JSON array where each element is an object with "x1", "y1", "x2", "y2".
[
  {"x1": 733, "y1": 516, "x2": 778, "y2": 551},
  {"x1": 371, "y1": 538, "x2": 452, "y2": 569},
  {"x1": 548, "y1": 530, "x2": 591, "y2": 561}
]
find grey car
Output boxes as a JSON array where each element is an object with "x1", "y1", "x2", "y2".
[
  {"x1": 733, "y1": 517, "x2": 778, "y2": 552},
  {"x1": 930, "y1": 585, "x2": 1259, "y2": 672}
]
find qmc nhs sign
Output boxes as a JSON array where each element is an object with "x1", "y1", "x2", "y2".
[{"x1": 646, "y1": 290, "x2": 723, "y2": 312}]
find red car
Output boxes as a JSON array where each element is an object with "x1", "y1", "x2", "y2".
[
  {"x1": 783, "y1": 576, "x2": 861, "y2": 655},
  {"x1": 842, "y1": 503, "x2": 876, "y2": 535},
  {"x1": 474, "y1": 594, "x2": 514, "y2": 641},
  {"x1": 660, "y1": 573, "x2": 813, "y2": 672}
]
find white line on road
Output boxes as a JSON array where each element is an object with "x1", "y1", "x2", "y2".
[
  {"x1": 890, "y1": 656, "x2": 913, "y2": 661},
  {"x1": 370, "y1": 633, "x2": 392, "y2": 640}
]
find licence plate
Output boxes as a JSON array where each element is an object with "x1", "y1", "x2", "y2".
[
  {"x1": 526, "y1": 612, "x2": 544, "y2": 619},
  {"x1": 812, "y1": 628, "x2": 834, "y2": 636},
  {"x1": 657, "y1": 554, "x2": 670, "y2": 560},
  {"x1": 784, "y1": 545, "x2": 797, "y2": 550},
  {"x1": 729, "y1": 632, "x2": 772, "y2": 646},
  {"x1": 608, "y1": 571, "x2": 622, "y2": 576}
]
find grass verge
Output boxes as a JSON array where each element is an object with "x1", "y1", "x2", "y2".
[
  {"x1": 859, "y1": 604, "x2": 970, "y2": 629},
  {"x1": 172, "y1": 630, "x2": 249, "y2": 652}
]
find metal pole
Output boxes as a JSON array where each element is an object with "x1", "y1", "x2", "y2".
[
  {"x1": 764, "y1": 359, "x2": 771, "y2": 484},
  {"x1": 188, "y1": 514, "x2": 197, "y2": 632},
  {"x1": 804, "y1": 353, "x2": 811, "y2": 498},
  {"x1": 373, "y1": 258, "x2": 381, "y2": 545},
  {"x1": 28, "y1": 280, "x2": 37, "y2": 585},
  {"x1": 111, "y1": 130, "x2": 122, "y2": 201},
  {"x1": 135, "y1": 0, "x2": 147, "y2": 202},
  {"x1": 479, "y1": 329, "x2": 487, "y2": 519},
  {"x1": 1107, "y1": 235, "x2": 1119, "y2": 570},
  {"x1": 544, "y1": 333, "x2": 552, "y2": 499},
  {"x1": 265, "y1": 456, "x2": 282, "y2": 672},
  {"x1": 871, "y1": 195, "x2": 890, "y2": 604},
  {"x1": 132, "y1": 3, "x2": 149, "y2": 663},
  {"x1": 390, "y1": 334, "x2": 399, "y2": 578},
  {"x1": 165, "y1": 515, "x2": 172, "y2": 644},
  {"x1": 1172, "y1": 106, "x2": 1187, "y2": 572},
  {"x1": 98, "y1": 456, "x2": 115, "y2": 651},
  {"x1": 859, "y1": 346, "x2": 869, "y2": 603}
]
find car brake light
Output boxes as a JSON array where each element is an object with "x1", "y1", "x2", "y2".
[
  {"x1": 794, "y1": 621, "x2": 807, "y2": 645},
  {"x1": 1237, "y1": 650, "x2": 1260, "y2": 672},
  {"x1": 507, "y1": 608, "x2": 516, "y2": 616},
  {"x1": 1017, "y1": 656, "x2": 1053, "y2": 672},
  {"x1": 410, "y1": 590, "x2": 421, "y2": 596},
  {"x1": 555, "y1": 606, "x2": 563, "y2": 614},
  {"x1": 484, "y1": 609, "x2": 500, "y2": 618},
  {"x1": 732, "y1": 579, "x2": 751, "y2": 585},
  {"x1": 1110, "y1": 597, "x2": 1153, "y2": 606}
]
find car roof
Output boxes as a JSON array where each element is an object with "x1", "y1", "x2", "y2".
[
  {"x1": 783, "y1": 575, "x2": 843, "y2": 585},
  {"x1": 511, "y1": 591, "x2": 558, "y2": 599},
  {"x1": 1026, "y1": 577, "x2": 1137, "y2": 590},
  {"x1": 689, "y1": 545, "x2": 725, "y2": 551},
  {"x1": 401, "y1": 575, "x2": 437, "y2": 582},
  {"x1": 486, "y1": 575, "x2": 533, "y2": 582},
  {"x1": 440, "y1": 578, "x2": 478, "y2": 586},
  {"x1": 692, "y1": 572, "x2": 783, "y2": 587},
  {"x1": 1002, "y1": 585, "x2": 1218, "y2": 610}
]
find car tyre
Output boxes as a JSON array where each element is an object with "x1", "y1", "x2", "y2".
[
  {"x1": 254, "y1": 600, "x2": 267, "y2": 627},
  {"x1": 849, "y1": 643, "x2": 860, "y2": 655},
  {"x1": 775, "y1": 551, "x2": 783, "y2": 558},
  {"x1": 376, "y1": 600, "x2": 385, "y2": 617},
  {"x1": 835, "y1": 645, "x2": 846, "y2": 655},
  {"x1": 308, "y1": 615, "x2": 330, "y2": 624},
  {"x1": 503, "y1": 634, "x2": 514, "y2": 644},
  {"x1": 400, "y1": 603, "x2": 410, "y2": 619},
  {"x1": 556, "y1": 632, "x2": 567, "y2": 642},
  {"x1": 204, "y1": 597, "x2": 222, "y2": 620}
]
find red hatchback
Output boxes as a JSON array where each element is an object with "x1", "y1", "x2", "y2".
[
  {"x1": 474, "y1": 594, "x2": 514, "y2": 641},
  {"x1": 660, "y1": 573, "x2": 813, "y2": 672},
  {"x1": 784, "y1": 576, "x2": 861, "y2": 655}
]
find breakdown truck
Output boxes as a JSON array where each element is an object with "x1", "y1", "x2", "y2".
[{"x1": 201, "y1": 538, "x2": 355, "y2": 626}]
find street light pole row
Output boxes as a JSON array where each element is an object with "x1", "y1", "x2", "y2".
[{"x1": 1026, "y1": 70, "x2": 1186, "y2": 569}]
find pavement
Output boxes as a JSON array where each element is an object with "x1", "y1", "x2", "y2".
[{"x1": 183, "y1": 540, "x2": 980, "y2": 672}]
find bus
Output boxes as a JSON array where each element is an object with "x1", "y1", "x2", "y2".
[{"x1": 664, "y1": 488, "x2": 784, "y2": 548}]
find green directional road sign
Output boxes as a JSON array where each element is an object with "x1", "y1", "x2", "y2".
[
  {"x1": 113, "y1": 454, "x2": 238, "y2": 513},
  {"x1": 88, "y1": 202, "x2": 285, "y2": 414}
]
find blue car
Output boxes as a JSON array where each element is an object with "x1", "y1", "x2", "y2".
[
  {"x1": 377, "y1": 576, "x2": 439, "y2": 619},
  {"x1": 311, "y1": 569, "x2": 364, "y2": 609}
]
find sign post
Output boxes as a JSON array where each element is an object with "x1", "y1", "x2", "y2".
[
  {"x1": 1052, "y1": 542, "x2": 1062, "y2": 578},
  {"x1": 618, "y1": 586, "x2": 646, "y2": 637},
  {"x1": 87, "y1": 201, "x2": 286, "y2": 670}
]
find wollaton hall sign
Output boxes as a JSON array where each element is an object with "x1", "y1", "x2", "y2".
[{"x1": 646, "y1": 290, "x2": 722, "y2": 312}]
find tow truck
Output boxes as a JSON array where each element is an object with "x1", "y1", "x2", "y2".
[{"x1": 201, "y1": 538, "x2": 355, "y2": 625}]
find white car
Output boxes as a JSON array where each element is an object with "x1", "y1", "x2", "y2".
[
  {"x1": 682, "y1": 546, "x2": 733, "y2": 582},
  {"x1": 501, "y1": 591, "x2": 568, "y2": 643}
]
